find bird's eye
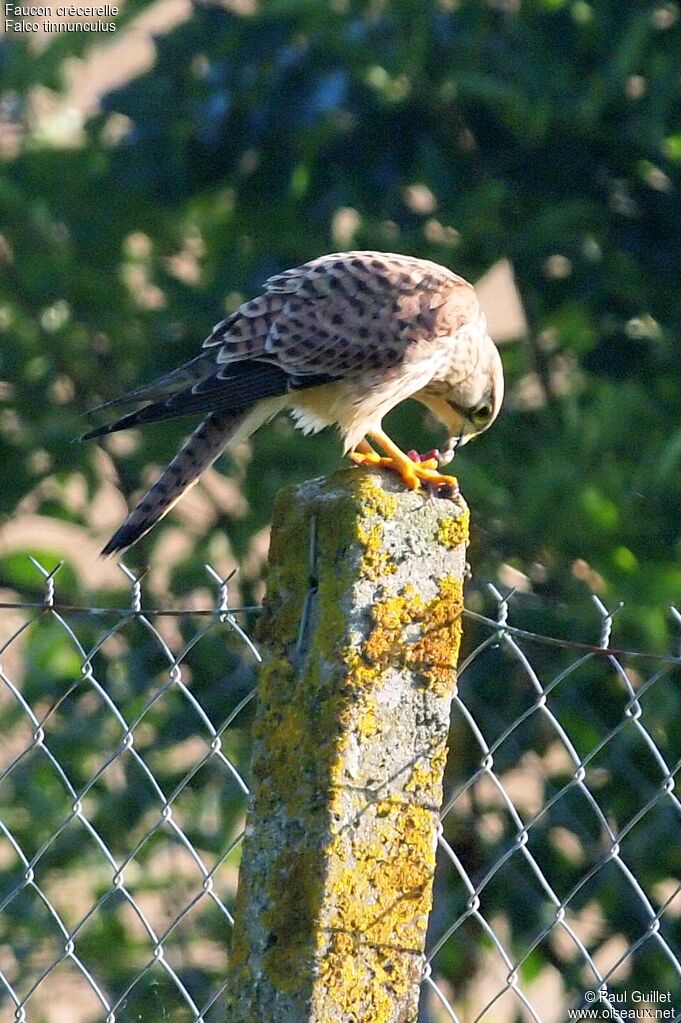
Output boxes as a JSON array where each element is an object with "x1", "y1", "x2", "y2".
[{"x1": 471, "y1": 402, "x2": 493, "y2": 426}]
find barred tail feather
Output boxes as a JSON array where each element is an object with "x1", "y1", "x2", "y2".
[{"x1": 101, "y1": 408, "x2": 249, "y2": 556}]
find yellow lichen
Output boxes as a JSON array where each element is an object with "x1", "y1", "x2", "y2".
[
  {"x1": 363, "y1": 589, "x2": 424, "y2": 664},
  {"x1": 438, "y1": 507, "x2": 470, "y2": 549},
  {"x1": 357, "y1": 520, "x2": 396, "y2": 579},
  {"x1": 405, "y1": 576, "x2": 464, "y2": 696},
  {"x1": 404, "y1": 750, "x2": 448, "y2": 800},
  {"x1": 355, "y1": 474, "x2": 398, "y2": 520},
  {"x1": 400, "y1": 752, "x2": 443, "y2": 797},
  {"x1": 357, "y1": 696, "x2": 379, "y2": 737},
  {"x1": 354, "y1": 477, "x2": 398, "y2": 579},
  {"x1": 314, "y1": 802, "x2": 432, "y2": 1021},
  {"x1": 342, "y1": 576, "x2": 463, "y2": 699},
  {"x1": 315, "y1": 931, "x2": 418, "y2": 1023},
  {"x1": 314, "y1": 799, "x2": 435, "y2": 1019},
  {"x1": 341, "y1": 649, "x2": 382, "y2": 693},
  {"x1": 251, "y1": 656, "x2": 339, "y2": 821}
]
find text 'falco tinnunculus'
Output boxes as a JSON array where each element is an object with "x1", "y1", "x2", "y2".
[{"x1": 83, "y1": 251, "x2": 504, "y2": 555}]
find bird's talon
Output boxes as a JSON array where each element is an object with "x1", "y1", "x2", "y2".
[
  {"x1": 401, "y1": 463, "x2": 458, "y2": 493},
  {"x1": 351, "y1": 451, "x2": 406, "y2": 474},
  {"x1": 350, "y1": 450, "x2": 382, "y2": 466},
  {"x1": 419, "y1": 466, "x2": 459, "y2": 489},
  {"x1": 353, "y1": 447, "x2": 457, "y2": 494},
  {"x1": 422, "y1": 448, "x2": 449, "y2": 467},
  {"x1": 430, "y1": 477, "x2": 460, "y2": 499}
]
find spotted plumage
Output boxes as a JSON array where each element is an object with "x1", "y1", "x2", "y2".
[{"x1": 84, "y1": 251, "x2": 503, "y2": 555}]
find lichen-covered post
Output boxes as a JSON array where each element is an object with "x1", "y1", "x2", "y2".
[{"x1": 225, "y1": 467, "x2": 469, "y2": 1023}]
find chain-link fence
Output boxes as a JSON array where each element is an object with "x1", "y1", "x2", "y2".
[{"x1": 1, "y1": 559, "x2": 680, "y2": 1023}]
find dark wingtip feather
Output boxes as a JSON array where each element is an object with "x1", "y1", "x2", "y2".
[
  {"x1": 87, "y1": 391, "x2": 148, "y2": 415},
  {"x1": 80, "y1": 403, "x2": 161, "y2": 442},
  {"x1": 81, "y1": 423, "x2": 115, "y2": 442}
]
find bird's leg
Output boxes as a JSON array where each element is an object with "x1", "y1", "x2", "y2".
[
  {"x1": 349, "y1": 438, "x2": 396, "y2": 469},
  {"x1": 351, "y1": 438, "x2": 379, "y2": 461},
  {"x1": 365, "y1": 428, "x2": 459, "y2": 493}
]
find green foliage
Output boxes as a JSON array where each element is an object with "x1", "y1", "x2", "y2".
[{"x1": 1, "y1": 0, "x2": 679, "y2": 618}]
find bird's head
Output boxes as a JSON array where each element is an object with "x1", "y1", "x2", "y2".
[{"x1": 417, "y1": 335, "x2": 504, "y2": 465}]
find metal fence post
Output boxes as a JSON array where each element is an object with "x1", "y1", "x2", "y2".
[{"x1": 225, "y1": 467, "x2": 469, "y2": 1022}]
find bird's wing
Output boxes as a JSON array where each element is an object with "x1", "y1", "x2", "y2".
[
  {"x1": 206, "y1": 251, "x2": 479, "y2": 381},
  {"x1": 86, "y1": 351, "x2": 219, "y2": 413},
  {"x1": 84, "y1": 252, "x2": 478, "y2": 440},
  {"x1": 81, "y1": 362, "x2": 299, "y2": 440}
]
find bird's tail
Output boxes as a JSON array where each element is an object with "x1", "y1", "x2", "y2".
[{"x1": 101, "y1": 408, "x2": 247, "y2": 556}]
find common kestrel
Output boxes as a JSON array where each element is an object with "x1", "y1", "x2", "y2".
[{"x1": 84, "y1": 251, "x2": 503, "y2": 555}]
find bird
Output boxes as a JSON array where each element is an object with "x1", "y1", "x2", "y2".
[{"x1": 83, "y1": 251, "x2": 504, "y2": 556}]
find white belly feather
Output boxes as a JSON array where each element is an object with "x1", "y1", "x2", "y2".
[
  {"x1": 288, "y1": 360, "x2": 440, "y2": 453},
  {"x1": 224, "y1": 357, "x2": 444, "y2": 456}
]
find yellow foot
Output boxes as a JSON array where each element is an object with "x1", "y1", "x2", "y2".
[
  {"x1": 412, "y1": 462, "x2": 459, "y2": 495},
  {"x1": 349, "y1": 450, "x2": 387, "y2": 467},
  {"x1": 350, "y1": 450, "x2": 458, "y2": 494}
]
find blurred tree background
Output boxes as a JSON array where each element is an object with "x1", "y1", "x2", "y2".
[
  {"x1": 1, "y1": 0, "x2": 680, "y2": 1018},
  {"x1": 1, "y1": 0, "x2": 680, "y2": 627}
]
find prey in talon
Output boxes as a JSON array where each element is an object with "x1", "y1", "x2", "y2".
[
  {"x1": 82, "y1": 251, "x2": 503, "y2": 555},
  {"x1": 407, "y1": 441, "x2": 462, "y2": 499}
]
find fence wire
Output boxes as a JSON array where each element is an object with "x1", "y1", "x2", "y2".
[{"x1": 0, "y1": 559, "x2": 679, "y2": 1023}]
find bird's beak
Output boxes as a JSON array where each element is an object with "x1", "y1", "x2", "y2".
[{"x1": 413, "y1": 392, "x2": 475, "y2": 465}]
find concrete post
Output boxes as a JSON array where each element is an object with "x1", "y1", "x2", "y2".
[{"x1": 225, "y1": 467, "x2": 469, "y2": 1023}]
